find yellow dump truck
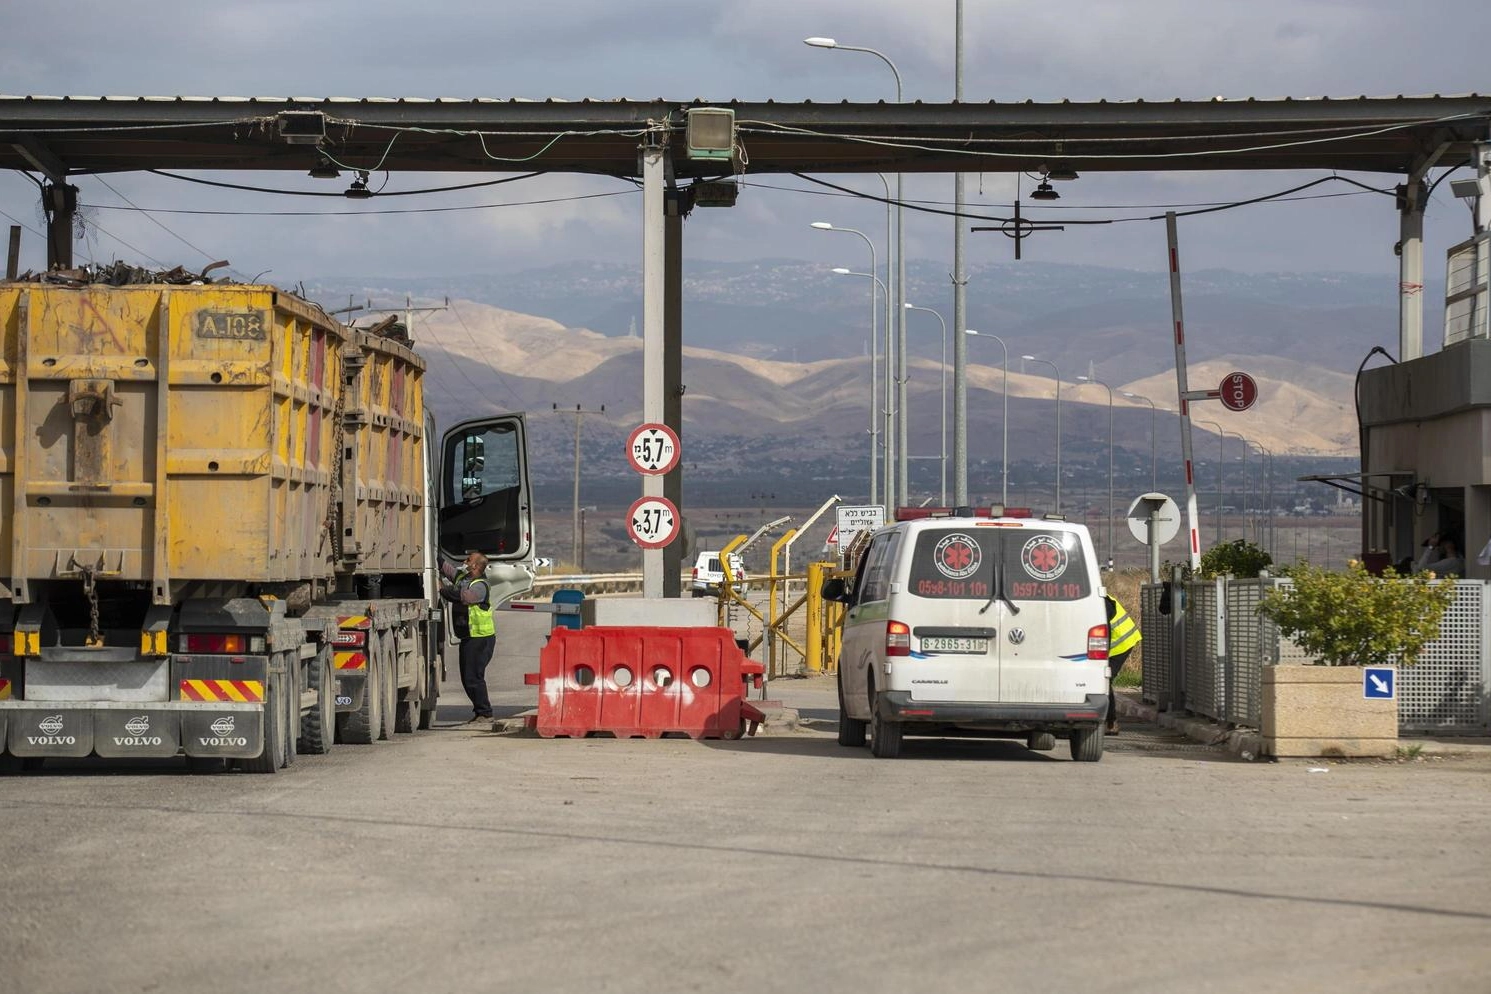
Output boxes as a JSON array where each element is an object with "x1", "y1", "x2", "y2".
[{"x1": 0, "y1": 279, "x2": 534, "y2": 772}]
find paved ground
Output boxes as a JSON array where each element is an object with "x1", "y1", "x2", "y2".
[{"x1": 3, "y1": 674, "x2": 1489, "y2": 994}]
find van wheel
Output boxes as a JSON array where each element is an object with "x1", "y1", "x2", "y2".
[
  {"x1": 1027, "y1": 732, "x2": 1057, "y2": 752},
  {"x1": 869, "y1": 695, "x2": 903, "y2": 759},
  {"x1": 837, "y1": 671, "x2": 866, "y2": 747},
  {"x1": 1070, "y1": 724, "x2": 1105, "y2": 762}
]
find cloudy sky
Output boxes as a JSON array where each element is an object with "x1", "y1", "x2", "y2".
[{"x1": 1, "y1": 0, "x2": 1486, "y2": 286}]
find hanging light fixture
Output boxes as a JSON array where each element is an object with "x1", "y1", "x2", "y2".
[
  {"x1": 344, "y1": 170, "x2": 372, "y2": 199},
  {"x1": 1029, "y1": 179, "x2": 1060, "y2": 201},
  {"x1": 307, "y1": 155, "x2": 340, "y2": 180},
  {"x1": 1046, "y1": 164, "x2": 1080, "y2": 181}
]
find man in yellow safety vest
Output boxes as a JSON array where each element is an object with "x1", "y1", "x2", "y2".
[
  {"x1": 440, "y1": 551, "x2": 495, "y2": 722},
  {"x1": 1104, "y1": 595, "x2": 1142, "y2": 735}
]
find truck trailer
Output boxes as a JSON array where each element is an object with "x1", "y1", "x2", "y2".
[{"x1": 0, "y1": 277, "x2": 533, "y2": 772}]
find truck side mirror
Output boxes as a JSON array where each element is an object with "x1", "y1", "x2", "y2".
[
  {"x1": 821, "y1": 577, "x2": 849, "y2": 603},
  {"x1": 461, "y1": 434, "x2": 486, "y2": 498}
]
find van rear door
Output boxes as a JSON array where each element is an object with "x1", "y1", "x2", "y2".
[
  {"x1": 995, "y1": 526, "x2": 1104, "y2": 704},
  {"x1": 901, "y1": 526, "x2": 1001, "y2": 703}
]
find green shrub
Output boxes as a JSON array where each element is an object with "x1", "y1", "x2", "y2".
[
  {"x1": 1199, "y1": 539, "x2": 1272, "y2": 579},
  {"x1": 1257, "y1": 561, "x2": 1455, "y2": 667}
]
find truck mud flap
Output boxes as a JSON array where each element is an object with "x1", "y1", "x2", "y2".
[
  {"x1": 182, "y1": 708, "x2": 262, "y2": 759},
  {"x1": 93, "y1": 710, "x2": 182, "y2": 759},
  {"x1": 8, "y1": 708, "x2": 93, "y2": 758},
  {"x1": 335, "y1": 671, "x2": 366, "y2": 713}
]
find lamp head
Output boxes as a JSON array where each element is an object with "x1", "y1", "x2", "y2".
[
  {"x1": 831, "y1": 267, "x2": 852, "y2": 275},
  {"x1": 1021, "y1": 354, "x2": 1037, "y2": 361},
  {"x1": 1029, "y1": 180, "x2": 1060, "y2": 201},
  {"x1": 964, "y1": 329, "x2": 979, "y2": 336},
  {"x1": 810, "y1": 221, "x2": 834, "y2": 229},
  {"x1": 804, "y1": 37, "x2": 838, "y2": 48},
  {"x1": 307, "y1": 156, "x2": 340, "y2": 180},
  {"x1": 1046, "y1": 165, "x2": 1080, "y2": 181},
  {"x1": 903, "y1": 302, "x2": 914, "y2": 309},
  {"x1": 344, "y1": 170, "x2": 373, "y2": 200}
]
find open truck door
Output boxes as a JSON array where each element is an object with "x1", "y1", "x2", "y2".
[{"x1": 438, "y1": 415, "x2": 536, "y2": 613}]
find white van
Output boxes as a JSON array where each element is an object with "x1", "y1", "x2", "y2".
[{"x1": 824, "y1": 509, "x2": 1111, "y2": 761}]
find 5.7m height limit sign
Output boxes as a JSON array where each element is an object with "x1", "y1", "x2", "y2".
[{"x1": 625, "y1": 423, "x2": 681, "y2": 551}]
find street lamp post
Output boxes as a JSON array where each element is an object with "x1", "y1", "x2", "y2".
[
  {"x1": 906, "y1": 303, "x2": 948, "y2": 505},
  {"x1": 1079, "y1": 375, "x2": 1115, "y2": 569},
  {"x1": 833, "y1": 267, "x2": 890, "y2": 514},
  {"x1": 964, "y1": 330, "x2": 1010, "y2": 507},
  {"x1": 1123, "y1": 392, "x2": 1157, "y2": 492},
  {"x1": 805, "y1": 36, "x2": 907, "y2": 507},
  {"x1": 1195, "y1": 419, "x2": 1226, "y2": 544},
  {"x1": 1022, "y1": 355, "x2": 1061, "y2": 512},
  {"x1": 815, "y1": 224, "x2": 880, "y2": 507}
]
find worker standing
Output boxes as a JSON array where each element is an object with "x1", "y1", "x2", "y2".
[
  {"x1": 440, "y1": 551, "x2": 496, "y2": 723},
  {"x1": 1104, "y1": 595, "x2": 1142, "y2": 734}
]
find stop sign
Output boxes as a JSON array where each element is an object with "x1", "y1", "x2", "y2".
[{"x1": 1219, "y1": 371, "x2": 1257, "y2": 412}]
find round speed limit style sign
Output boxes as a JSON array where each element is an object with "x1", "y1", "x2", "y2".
[
  {"x1": 626, "y1": 496, "x2": 680, "y2": 549},
  {"x1": 625, "y1": 423, "x2": 680, "y2": 476}
]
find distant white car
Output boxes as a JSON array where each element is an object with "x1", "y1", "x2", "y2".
[{"x1": 691, "y1": 551, "x2": 745, "y2": 597}]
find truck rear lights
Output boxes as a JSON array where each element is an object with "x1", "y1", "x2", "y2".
[
  {"x1": 886, "y1": 620, "x2": 911, "y2": 657},
  {"x1": 179, "y1": 633, "x2": 266, "y2": 654},
  {"x1": 1087, "y1": 624, "x2": 1110, "y2": 660}
]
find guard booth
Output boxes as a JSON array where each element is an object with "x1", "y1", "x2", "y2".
[{"x1": 1356, "y1": 232, "x2": 1491, "y2": 580}]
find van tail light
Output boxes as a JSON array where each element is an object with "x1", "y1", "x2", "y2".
[
  {"x1": 692, "y1": 568, "x2": 699, "y2": 580},
  {"x1": 886, "y1": 620, "x2": 911, "y2": 657},
  {"x1": 1087, "y1": 624, "x2": 1110, "y2": 661}
]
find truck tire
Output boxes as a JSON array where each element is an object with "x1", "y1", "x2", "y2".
[
  {"x1": 299, "y1": 643, "x2": 335, "y2": 755},
  {"x1": 282, "y1": 652, "x2": 299, "y2": 768},
  {"x1": 395, "y1": 633, "x2": 419, "y2": 734},
  {"x1": 377, "y1": 631, "x2": 397, "y2": 741},
  {"x1": 241, "y1": 666, "x2": 285, "y2": 774},
  {"x1": 337, "y1": 648, "x2": 381, "y2": 746},
  {"x1": 837, "y1": 671, "x2": 866, "y2": 747},
  {"x1": 1070, "y1": 724, "x2": 1105, "y2": 762}
]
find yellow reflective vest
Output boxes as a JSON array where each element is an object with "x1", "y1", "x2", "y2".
[
  {"x1": 1107, "y1": 597, "x2": 1141, "y2": 657},
  {"x1": 458, "y1": 569, "x2": 495, "y2": 638}
]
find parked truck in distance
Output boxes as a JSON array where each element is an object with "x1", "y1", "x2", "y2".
[{"x1": 0, "y1": 274, "x2": 534, "y2": 772}]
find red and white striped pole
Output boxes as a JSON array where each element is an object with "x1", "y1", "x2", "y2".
[{"x1": 1167, "y1": 213, "x2": 1202, "y2": 571}]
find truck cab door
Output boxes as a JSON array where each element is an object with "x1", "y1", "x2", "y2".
[{"x1": 438, "y1": 414, "x2": 534, "y2": 607}]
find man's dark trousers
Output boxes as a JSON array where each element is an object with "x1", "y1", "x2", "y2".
[{"x1": 459, "y1": 634, "x2": 496, "y2": 717}]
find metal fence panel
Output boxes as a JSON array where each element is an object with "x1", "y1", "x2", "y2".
[
  {"x1": 1224, "y1": 579, "x2": 1267, "y2": 728},
  {"x1": 1183, "y1": 581, "x2": 1223, "y2": 721},
  {"x1": 1399, "y1": 581, "x2": 1489, "y2": 733},
  {"x1": 1139, "y1": 583, "x2": 1170, "y2": 706}
]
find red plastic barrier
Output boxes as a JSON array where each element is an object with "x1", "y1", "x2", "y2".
[{"x1": 527, "y1": 626, "x2": 765, "y2": 739}]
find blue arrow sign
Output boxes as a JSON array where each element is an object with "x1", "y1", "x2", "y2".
[{"x1": 1363, "y1": 667, "x2": 1396, "y2": 700}]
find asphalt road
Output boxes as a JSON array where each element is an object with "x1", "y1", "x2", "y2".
[{"x1": 2, "y1": 677, "x2": 1489, "y2": 994}]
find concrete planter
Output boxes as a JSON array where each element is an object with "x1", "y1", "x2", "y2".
[{"x1": 1261, "y1": 665, "x2": 1398, "y2": 758}]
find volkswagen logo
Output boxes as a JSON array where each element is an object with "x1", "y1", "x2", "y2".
[
  {"x1": 1008, "y1": 628, "x2": 1026, "y2": 645},
  {"x1": 125, "y1": 715, "x2": 151, "y2": 736},
  {"x1": 210, "y1": 716, "x2": 236, "y2": 737}
]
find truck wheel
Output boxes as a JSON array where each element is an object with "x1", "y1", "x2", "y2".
[
  {"x1": 241, "y1": 667, "x2": 285, "y2": 774},
  {"x1": 837, "y1": 671, "x2": 866, "y2": 747},
  {"x1": 377, "y1": 632, "x2": 397, "y2": 741},
  {"x1": 282, "y1": 652, "x2": 299, "y2": 768},
  {"x1": 1027, "y1": 732, "x2": 1057, "y2": 752},
  {"x1": 300, "y1": 644, "x2": 335, "y2": 755},
  {"x1": 869, "y1": 693, "x2": 903, "y2": 759},
  {"x1": 337, "y1": 648, "x2": 381, "y2": 746},
  {"x1": 1070, "y1": 724, "x2": 1105, "y2": 762}
]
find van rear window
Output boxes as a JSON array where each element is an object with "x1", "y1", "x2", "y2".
[{"x1": 908, "y1": 528, "x2": 1091, "y2": 601}]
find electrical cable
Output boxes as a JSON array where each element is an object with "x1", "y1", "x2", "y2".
[
  {"x1": 790, "y1": 172, "x2": 1394, "y2": 225},
  {"x1": 146, "y1": 168, "x2": 543, "y2": 197},
  {"x1": 79, "y1": 188, "x2": 637, "y2": 217},
  {"x1": 93, "y1": 175, "x2": 244, "y2": 276}
]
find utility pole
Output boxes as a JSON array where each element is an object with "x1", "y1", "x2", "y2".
[
  {"x1": 555, "y1": 403, "x2": 606, "y2": 567},
  {"x1": 951, "y1": 0, "x2": 969, "y2": 506}
]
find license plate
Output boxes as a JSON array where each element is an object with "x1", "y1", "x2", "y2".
[{"x1": 919, "y1": 637, "x2": 988, "y2": 653}]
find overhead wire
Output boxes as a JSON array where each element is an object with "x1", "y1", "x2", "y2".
[
  {"x1": 146, "y1": 168, "x2": 544, "y2": 197},
  {"x1": 92, "y1": 174, "x2": 244, "y2": 275},
  {"x1": 79, "y1": 188, "x2": 638, "y2": 217}
]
